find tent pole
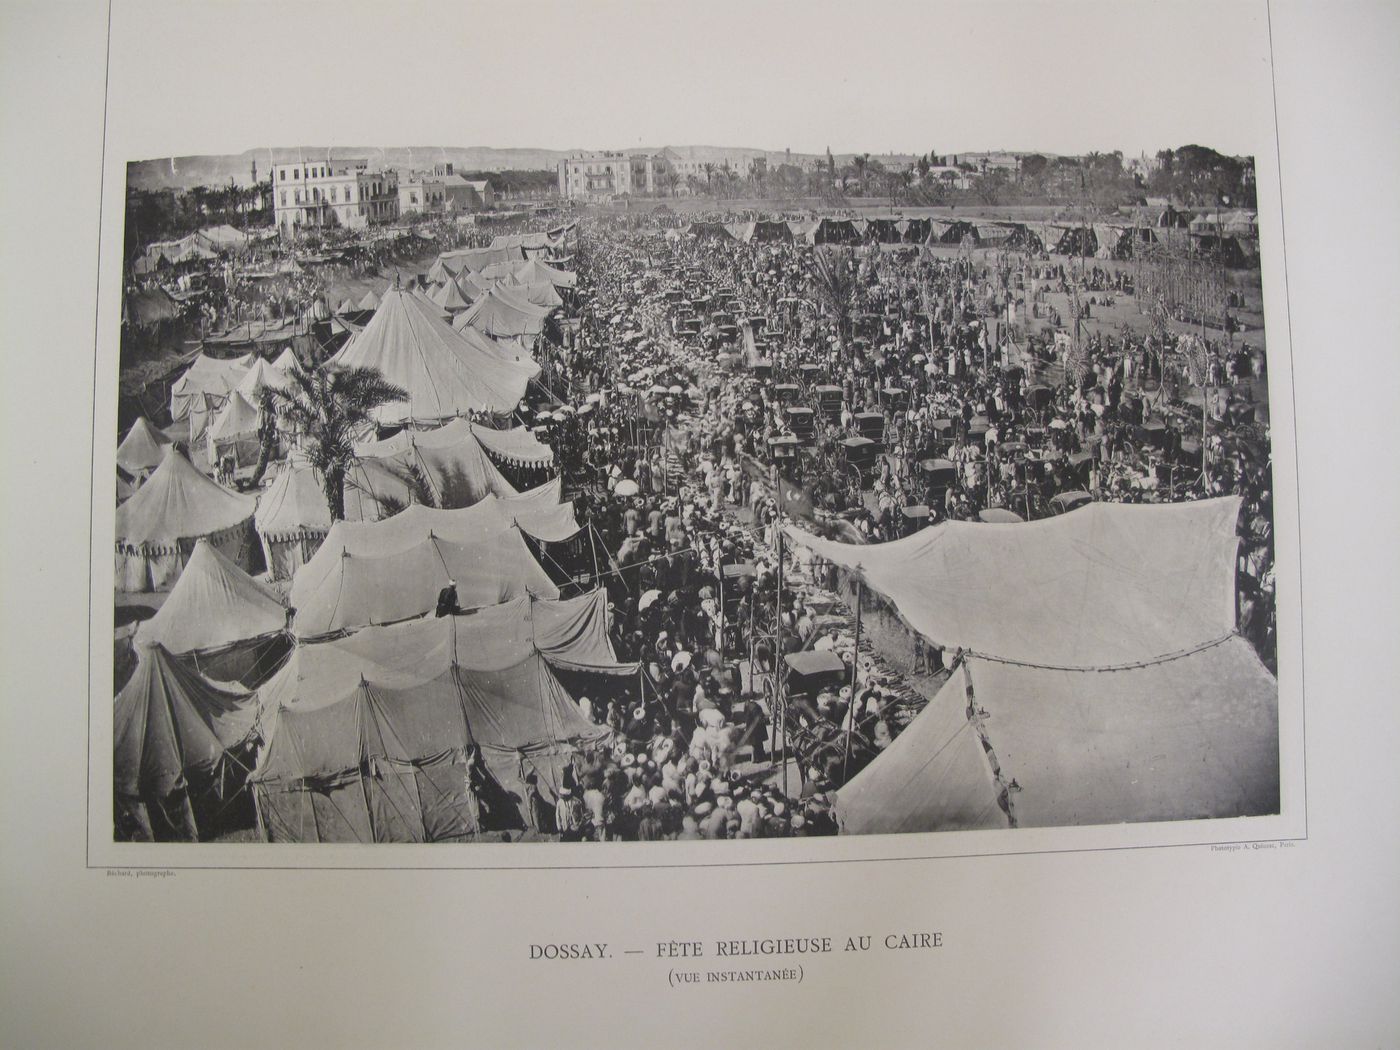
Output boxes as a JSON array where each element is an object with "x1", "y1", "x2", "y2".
[{"x1": 841, "y1": 578, "x2": 863, "y2": 785}]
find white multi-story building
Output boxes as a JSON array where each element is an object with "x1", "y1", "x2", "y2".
[
  {"x1": 271, "y1": 159, "x2": 399, "y2": 236},
  {"x1": 557, "y1": 151, "x2": 672, "y2": 200}
]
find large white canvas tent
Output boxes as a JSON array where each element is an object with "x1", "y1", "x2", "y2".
[
  {"x1": 785, "y1": 497, "x2": 1243, "y2": 667},
  {"x1": 452, "y1": 286, "x2": 553, "y2": 339},
  {"x1": 491, "y1": 231, "x2": 562, "y2": 252},
  {"x1": 350, "y1": 417, "x2": 520, "y2": 509},
  {"x1": 287, "y1": 496, "x2": 566, "y2": 638},
  {"x1": 115, "y1": 417, "x2": 173, "y2": 479},
  {"x1": 327, "y1": 287, "x2": 530, "y2": 423},
  {"x1": 250, "y1": 652, "x2": 608, "y2": 842},
  {"x1": 836, "y1": 638, "x2": 1280, "y2": 834},
  {"x1": 428, "y1": 273, "x2": 472, "y2": 313},
  {"x1": 255, "y1": 451, "x2": 569, "y2": 582},
  {"x1": 134, "y1": 538, "x2": 286, "y2": 683},
  {"x1": 452, "y1": 321, "x2": 541, "y2": 379},
  {"x1": 502, "y1": 279, "x2": 564, "y2": 309},
  {"x1": 115, "y1": 445, "x2": 257, "y2": 591},
  {"x1": 271, "y1": 346, "x2": 303, "y2": 374},
  {"x1": 260, "y1": 590, "x2": 635, "y2": 720},
  {"x1": 114, "y1": 642, "x2": 258, "y2": 840},
  {"x1": 786, "y1": 496, "x2": 1280, "y2": 834}
]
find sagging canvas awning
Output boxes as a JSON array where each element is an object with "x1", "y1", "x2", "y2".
[
  {"x1": 470, "y1": 423, "x2": 554, "y2": 467},
  {"x1": 785, "y1": 496, "x2": 1242, "y2": 667}
]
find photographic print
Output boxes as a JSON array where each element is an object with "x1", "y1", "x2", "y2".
[{"x1": 102, "y1": 4, "x2": 1284, "y2": 849}]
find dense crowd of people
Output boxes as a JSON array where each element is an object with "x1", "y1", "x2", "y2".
[
  {"x1": 535, "y1": 216, "x2": 1276, "y2": 680},
  {"x1": 121, "y1": 206, "x2": 1279, "y2": 841},
  {"x1": 500, "y1": 208, "x2": 1279, "y2": 839}
]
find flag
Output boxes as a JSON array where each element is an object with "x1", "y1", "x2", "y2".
[{"x1": 776, "y1": 476, "x2": 816, "y2": 522}]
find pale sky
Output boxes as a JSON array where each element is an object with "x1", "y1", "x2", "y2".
[{"x1": 104, "y1": 0, "x2": 1278, "y2": 162}]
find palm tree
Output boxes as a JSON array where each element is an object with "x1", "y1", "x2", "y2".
[
  {"x1": 853, "y1": 153, "x2": 869, "y2": 194},
  {"x1": 249, "y1": 386, "x2": 280, "y2": 486},
  {"x1": 265, "y1": 364, "x2": 407, "y2": 521},
  {"x1": 702, "y1": 163, "x2": 715, "y2": 192},
  {"x1": 809, "y1": 248, "x2": 857, "y2": 360}
]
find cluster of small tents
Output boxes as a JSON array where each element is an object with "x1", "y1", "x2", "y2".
[
  {"x1": 113, "y1": 233, "x2": 607, "y2": 842},
  {"x1": 131, "y1": 224, "x2": 278, "y2": 275},
  {"x1": 684, "y1": 211, "x2": 1258, "y2": 261}
]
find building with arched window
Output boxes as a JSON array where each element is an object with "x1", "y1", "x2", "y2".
[{"x1": 272, "y1": 160, "x2": 400, "y2": 236}]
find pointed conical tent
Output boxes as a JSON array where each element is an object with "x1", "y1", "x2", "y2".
[
  {"x1": 135, "y1": 537, "x2": 286, "y2": 655},
  {"x1": 116, "y1": 417, "x2": 173, "y2": 478},
  {"x1": 116, "y1": 445, "x2": 257, "y2": 591},
  {"x1": 457, "y1": 270, "x2": 490, "y2": 300},
  {"x1": 514, "y1": 257, "x2": 576, "y2": 290},
  {"x1": 425, "y1": 256, "x2": 452, "y2": 285},
  {"x1": 512, "y1": 280, "x2": 564, "y2": 309},
  {"x1": 327, "y1": 287, "x2": 530, "y2": 424},
  {"x1": 410, "y1": 287, "x2": 453, "y2": 321},
  {"x1": 428, "y1": 272, "x2": 472, "y2": 312},
  {"x1": 205, "y1": 389, "x2": 262, "y2": 469},
  {"x1": 114, "y1": 642, "x2": 258, "y2": 839},
  {"x1": 235, "y1": 356, "x2": 294, "y2": 400},
  {"x1": 271, "y1": 346, "x2": 303, "y2": 374},
  {"x1": 336, "y1": 297, "x2": 356, "y2": 315},
  {"x1": 356, "y1": 287, "x2": 382, "y2": 311},
  {"x1": 253, "y1": 457, "x2": 337, "y2": 580}
]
